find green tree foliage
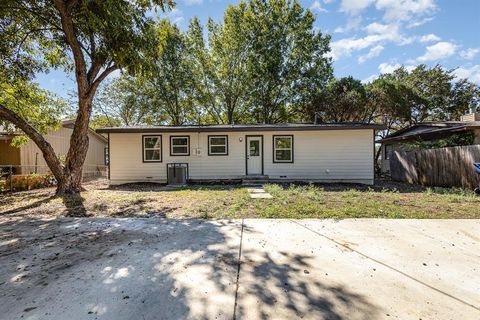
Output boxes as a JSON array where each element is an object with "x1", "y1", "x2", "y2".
[
  {"x1": 313, "y1": 77, "x2": 369, "y2": 123},
  {"x1": 0, "y1": 0, "x2": 173, "y2": 194},
  {"x1": 243, "y1": 0, "x2": 332, "y2": 123},
  {"x1": 366, "y1": 78, "x2": 419, "y2": 133},
  {"x1": 185, "y1": 17, "x2": 221, "y2": 124},
  {"x1": 402, "y1": 132, "x2": 475, "y2": 150},
  {"x1": 380, "y1": 64, "x2": 479, "y2": 122},
  {"x1": 0, "y1": 75, "x2": 67, "y2": 145},
  {"x1": 205, "y1": 4, "x2": 250, "y2": 124},
  {"x1": 147, "y1": 20, "x2": 197, "y2": 125},
  {"x1": 100, "y1": 0, "x2": 333, "y2": 125},
  {"x1": 93, "y1": 75, "x2": 157, "y2": 127}
]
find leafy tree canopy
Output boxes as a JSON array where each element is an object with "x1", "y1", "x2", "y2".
[
  {"x1": 0, "y1": 0, "x2": 174, "y2": 194},
  {"x1": 0, "y1": 74, "x2": 67, "y2": 146}
]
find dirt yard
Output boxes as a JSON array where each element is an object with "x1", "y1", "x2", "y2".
[{"x1": 1, "y1": 179, "x2": 480, "y2": 219}]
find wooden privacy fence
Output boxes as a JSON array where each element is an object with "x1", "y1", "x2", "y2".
[{"x1": 390, "y1": 145, "x2": 480, "y2": 188}]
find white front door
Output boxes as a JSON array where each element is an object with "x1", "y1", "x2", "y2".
[{"x1": 247, "y1": 136, "x2": 262, "y2": 175}]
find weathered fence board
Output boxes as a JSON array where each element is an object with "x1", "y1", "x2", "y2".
[{"x1": 390, "y1": 145, "x2": 480, "y2": 188}]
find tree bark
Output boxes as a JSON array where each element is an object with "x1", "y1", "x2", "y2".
[
  {"x1": 62, "y1": 97, "x2": 94, "y2": 193},
  {"x1": 0, "y1": 103, "x2": 67, "y2": 193}
]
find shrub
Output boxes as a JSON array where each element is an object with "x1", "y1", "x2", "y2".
[{"x1": 2, "y1": 174, "x2": 56, "y2": 192}]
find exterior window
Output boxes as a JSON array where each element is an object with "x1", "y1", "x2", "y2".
[
  {"x1": 208, "y1": 135, "x2": 228, "y2": 155},
  {"x1": 170, "y1": 136, "x2": 190, "y2": 156},
  {"x1": 273, "y1": 135, "x2": 293, "y2": 163},
  {"x1": 143, "y1": 135, "x2": 162, "y2": 162},
  {"x1": 384, "y1": 144, "x2": 392, "y2": 160},
  {"x1": 250, "y1": 140, "x2": 260, "y2": 156}
]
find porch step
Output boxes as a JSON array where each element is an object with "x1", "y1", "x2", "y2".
[{"x1": 242, "y1": 175, "x2": 269, "y2": 185}]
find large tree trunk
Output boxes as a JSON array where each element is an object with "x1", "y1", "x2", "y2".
[
  {"x1": 61, "y1": 97, "x2": 94, "y2": 194},
  {"x1": 0, "y1": 103, "x2": 67, "y2": 194},
  {"x1": 1, "y1": 94, "x2": 101, "y2": 195}
]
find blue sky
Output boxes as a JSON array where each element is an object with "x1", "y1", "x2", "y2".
[{"x1": 37, "y1": 0, "x2": 480, "y2": 99}]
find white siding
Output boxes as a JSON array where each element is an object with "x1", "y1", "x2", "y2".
[
  {"x1": 19, "y1": 126, "x2": 107, "y2": 175},
  {"x1": 109, "y1": 129, "x2": 374, "y2": 185}
]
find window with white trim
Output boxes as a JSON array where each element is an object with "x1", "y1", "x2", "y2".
[
  {"x1": 143, "y1": 136, "x2": 162, "y2": 162},
  {"x1": 273, "y1": 135, "x2": 293, "y2": 163},
  {"x1": 170, "y1": 136, "x2": 190, "y2": 156},
  {"x1": 208, "y1": 135, "x2": 228, "y2": 155}
]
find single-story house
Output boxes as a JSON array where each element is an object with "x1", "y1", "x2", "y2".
[
  {"x1": 0, "y1": 119, "x2": 108, "y2": 177},
  {"x1": 96, "y1": 123, "x2": 384, "y2": 185},
  {"x1": 380, "y1": 111, "x2": 480, "y2": 174}
]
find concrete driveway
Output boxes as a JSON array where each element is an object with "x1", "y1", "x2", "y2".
[{"x1": 0, "y1": 217, "x2": 479, "y2": 319}]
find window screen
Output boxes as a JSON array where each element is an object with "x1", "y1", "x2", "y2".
[
  {"x1": 143, "y1": 136, "x2": 162, "y2": 162},
  {"x1": 170, "y1": 136, "x2": 190, "y2": 156},
  {"x1": 273, "y1": 135, "x2": 293, "y2": 163},
  {"x1": 208, "y1": 136, "x2": 228, "y2": 155}
]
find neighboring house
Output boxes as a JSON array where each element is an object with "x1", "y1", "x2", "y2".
[
  {"x1": 96, "y1": 123, "x2": 384, "y2": 185},
  {"x1": 0, "y1": 120, "x2": 108, "y2": 177},
  {"x1": 380, "y1": 112, "x2": 480, "y2": 174}
]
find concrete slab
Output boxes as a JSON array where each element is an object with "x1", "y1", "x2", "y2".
[
  {"x1": 1, "y1": 217, "x2": 479, "y2": 320},
  {"x1": 250, "y1": 193, "x2": 273, "y2": 199},
  {"x1": 236, "y1": 219, "x2": 480, "y2": 319},
  {"x1": 0, "y1": 217, "x2": 241, "y2": 320},
  {"x1": 247, "y1": 187, "x2": 273, "y2": 199}
]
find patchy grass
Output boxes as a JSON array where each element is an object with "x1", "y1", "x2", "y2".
[
  {"x1": 259, "y1": 184, "x2": 480, "y2": 219},
  {"x1": 1, "y1": 179, "x2": 479, "y2": 219}
]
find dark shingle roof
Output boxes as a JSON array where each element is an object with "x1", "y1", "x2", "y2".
[{"x1": 96, "y1": 122, "x2": 385, "y2": 134}]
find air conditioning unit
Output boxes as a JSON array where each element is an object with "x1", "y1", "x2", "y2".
[{"x1": 167, "y1": 163, "x2": 188, "y2": 185}]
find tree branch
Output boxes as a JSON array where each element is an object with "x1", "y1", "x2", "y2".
[
  {"x1": 0, "y1": 104, "x2": 65, "y2": 184},
  {"x1": 52, "y1": 0, "x2": 88, "y2": 93},
  {"x1": 88, "y1": 64, "x2": 118, "y2": 98},
  {"x1": 65, "y1": 0, "x2": 80, "y2": 13},
  {"x1": 87, "y1": 57, "x2": 105, "y2": 85}
]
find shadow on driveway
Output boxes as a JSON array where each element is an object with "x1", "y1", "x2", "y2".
[{"x1": 0, "y1": 216, "x2": 379, "y2": 319}]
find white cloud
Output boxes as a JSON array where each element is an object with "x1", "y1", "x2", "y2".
[
  {"x1": 358, "y1": 45, "x2": 384, "y2": 63},
  {"x1": 378, "y1": 62, "x2": 401, "y2": 74},
  {"x1": 419, "y1": 34, "x2": 440, "y2": 43},
  {"x1": 324, "y1": 0, "x2": 336, "y2": 3},
  {"x1": 166, "y1": 8, "x2": 184, "y2": 25},
  {"x1": 416, "y1": 41, "x2": 457, "y2": 62},
  {"x1": 330, "y1": 37, "x2": 374, "y2": 59},
  {"x1": 375, "y1": 0, "x2": 437, "y2": 23},
  {"x1": 311, "y1": 0, "x2": 328, "y2": 12},
  {"x1": 460, "y1": 48, "x2": 479, "y2": 60},
  {"x1": 334, "y1": 16, "x2": 362, "y2": 33},
  {"x1": 330, "y1": 22, "x2": 411, "y2": 59},
  {"x1": 340, "y1": 0, "x2": 375, "y2": 15},
  {"x1": 339, "y1": 0, "x2": 436, "y2": 23},
  {"x1": 406, "y1": 16, "x2": 434, "y2": 28},
  {"x1": 183, "y1": 0, "x2": 203, "y2": 4},
  {"x1": 378, "y1": 62, "x2": 415, "y2": 74},
  {"x1": 335, "y1": 0, "x2": 437, "y2": 41},
  {"x1": 364, "y1": 22, "x2": 391, "y2": 34},
  {"x1": 454, "y1": 65, "x2": 480, "y2": 84},
  {"x1": 362, "y1": 74, "x2": 378, "y2": 83}
]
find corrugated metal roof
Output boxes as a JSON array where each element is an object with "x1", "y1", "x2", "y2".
[{"x1": 381, "y1": 121, "x2": 480, "y2": 143}]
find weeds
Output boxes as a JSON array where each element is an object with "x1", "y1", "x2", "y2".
[{"x1": 1, "y1": 180, "x2": 479, "y2": 219}]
